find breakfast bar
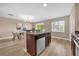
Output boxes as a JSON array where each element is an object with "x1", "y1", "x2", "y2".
[{"x1": 26, "y1": 32, "x2": 51, "y2": 56}]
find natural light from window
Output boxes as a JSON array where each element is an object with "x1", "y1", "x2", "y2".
[
  {"x1": 35, "y1": 23, "x2": 44, "y2": 32},
  {"x1": 52, "y1": 20, "x2": 65, "y2": 32}
]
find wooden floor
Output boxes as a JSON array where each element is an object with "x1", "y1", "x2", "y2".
[
  {"x1": 40, "y1": 38, "x2": 72, "y2": 56},
  {"x1": 0, "y1": 38, "x2": 72, "y2": 56}
]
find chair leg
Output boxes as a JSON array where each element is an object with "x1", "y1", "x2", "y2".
[
  {"x1": 17, "y1": 34, "x2": 21, "y2": 40},
  {"x1": 12, "y1": 35, "x2": 15, "y2": 41}
]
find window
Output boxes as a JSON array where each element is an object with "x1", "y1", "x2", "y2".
[
  {"x1": 35, "y1": 23, "x2": 44, "y2": 32},
  {"x1": 52, "y1": 20, "x2": 65, "y2": 32}
]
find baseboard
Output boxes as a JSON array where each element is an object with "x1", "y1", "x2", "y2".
[
  {"x1": 23, "y1": 48, "x2": 27, "y2": 53},
  {"x1": 0, "y1": 36, "x2": 13, "y2": 40},
  {"x1": 51, "y1": 36, "x2": 70, "y2": 41},
  {"x1": 23, "y1": 48, "x2": 31, "y2": 55}
]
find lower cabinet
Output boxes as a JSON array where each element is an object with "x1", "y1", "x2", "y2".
[
  {"x1": 27, "y1": 32, "x2": 51, "y2": 56},
  {"x1": 45, "y1": 33, "x2": 51, "y2": 47}
]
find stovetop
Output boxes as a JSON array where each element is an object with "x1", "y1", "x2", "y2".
[
  {"x1": 72, "y1": 31, "x2": 79, "y2": 48},
  {"x1": 75, "y1": 39, "x2": 79, "y2": 45}
]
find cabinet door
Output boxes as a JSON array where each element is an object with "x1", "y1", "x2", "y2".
[
  {"x1": 45, "y1": 37, "x2": 49, "y2": 47},
  {"x1": 48, "y1": 33, "x2": 51, "y2": 43},
  {"x1": 45, "y1": 33, "x2": 51, "y2": 47},
  {"x1": 71, "y1": 38, "x2": 75, "y2": 56},
  {"x1": 27, "y1": 34, "x2": 36, "y2": 56}
]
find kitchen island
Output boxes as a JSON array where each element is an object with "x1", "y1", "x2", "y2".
[{"x1": 26, "y1": 32, "x2": 51, "y2": 56}]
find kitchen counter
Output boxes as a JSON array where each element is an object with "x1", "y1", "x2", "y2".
[
  {"x1": 27, "y1": 32, "x2": 51, "y2": 35},
  {"x1": 26, "y1": 32, "x2": 51, "y2": 56}
]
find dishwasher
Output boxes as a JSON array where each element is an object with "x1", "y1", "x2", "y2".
[{"x1": 37, "y1": 37, "x2": 45, "y2": 55}]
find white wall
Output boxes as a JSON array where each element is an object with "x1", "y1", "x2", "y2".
[
  {"x1": 0, "y1": 17, "x2": 22, "y2": 34},
  {"x1": 0, "y1": 17, "x2": 32, "y2": 34},
  {"x1": 69, "y1": 4, "x2": 75, "y2": 41},
  {"x1": 75, "y1": 4, "x2": 79, "y2": 31}
]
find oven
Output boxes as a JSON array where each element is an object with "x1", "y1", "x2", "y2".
[{"x1": 72, "y1": 33, "x2": 79, "y2": 56}]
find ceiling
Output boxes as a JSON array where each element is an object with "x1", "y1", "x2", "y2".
[{"x1": 0, "y1": 3, "x2": 73, "y2": 22}]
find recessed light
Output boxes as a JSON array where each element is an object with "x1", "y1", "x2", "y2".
[{"x1": 43, "y1": 3, "x2": 47, "y2": 7}]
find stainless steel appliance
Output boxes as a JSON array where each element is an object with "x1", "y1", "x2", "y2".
[{"x1": 72, "y1": 33, "x2": 79, "y2": 56}]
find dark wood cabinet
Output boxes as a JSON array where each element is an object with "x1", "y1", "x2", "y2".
[
  {"x1": 45, "y1": 33, "x2": 51, "y2": 47},
  {"x1": 26, "y1": 32, "x2": 51, "y2": 56},
  {"x1": 71, "y1": 34, "x2": 76, "y2": 56},
  {"x1": 27, "y1": 34, "x2": 36, "y2": 56},
  {"x1": 71, "y1": 38, "x2": 76, "y2": 56}
]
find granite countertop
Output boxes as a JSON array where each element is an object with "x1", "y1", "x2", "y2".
[{"x1": 27, "y1": 32, "x2": 51, "y2": 35}]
